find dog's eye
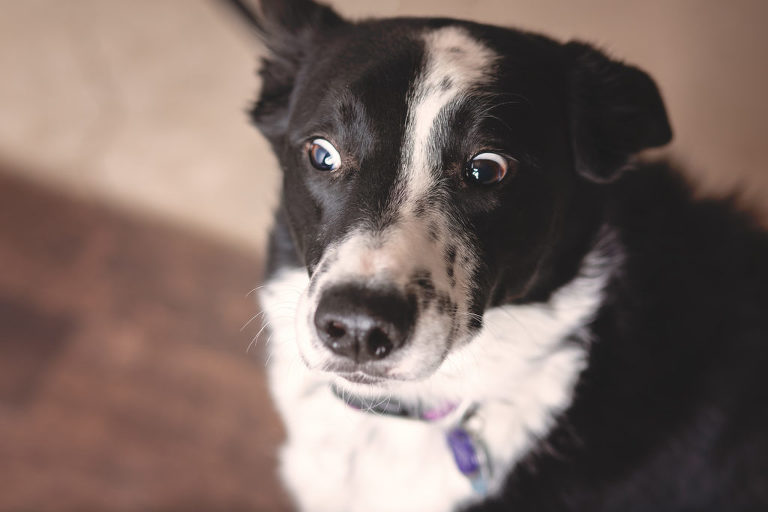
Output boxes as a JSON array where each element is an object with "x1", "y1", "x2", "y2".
[
  {"x1": 464, "y1": 152, "x2": 512, "y2": 185},
  {"x1": 307, "y1": 138, "x2": 341, "y2": 171}
]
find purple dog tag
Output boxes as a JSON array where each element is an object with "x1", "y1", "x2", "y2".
[{"x1": 446, "y1": 427, "x2": 481, "y2": 475}]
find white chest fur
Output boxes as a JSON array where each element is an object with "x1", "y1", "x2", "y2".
[{"x1": 260, "y1": 262, "x2": 607, "y2": 512}]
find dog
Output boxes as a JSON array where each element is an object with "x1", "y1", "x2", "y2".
[{"x1": 229, "y1": 0, "x2": 768, "y2": 510}]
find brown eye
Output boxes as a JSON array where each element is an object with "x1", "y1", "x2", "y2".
[
  {"x1": 307, "y1": 138, "x2": 341, "y2": 171},
  {"x1": 464, "y1": 152, "x2": 511, "y2": 185}
]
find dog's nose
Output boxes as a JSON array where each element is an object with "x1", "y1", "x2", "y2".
[{"x1": 313, "y1": 285, "x2": 414, "y2": 363}]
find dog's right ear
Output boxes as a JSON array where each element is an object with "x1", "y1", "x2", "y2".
[
  {"x1": 565, "y1": 42, "x2": 672, "y2": 183},
  {"x1": 223, "y1": 0, "x2": 346, "y2": 139}
]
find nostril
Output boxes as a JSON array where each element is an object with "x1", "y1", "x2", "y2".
[
  {"x1": 318, "y1": 317, "x2": 355, "y2": 358},
  {"x1": 325, "y1": 320, "x2": 347, "y2": 339},
  {"x1": 366, "y1": 327, "x2": 393, "y2": 360}
]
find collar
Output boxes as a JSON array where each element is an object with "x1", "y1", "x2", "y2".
[
  {"x1": 329, "y1": 383, "x2": 492, "y2": 495},
  {"x1": 329, "y1": 383, "x2": 460, "y2": 421}
]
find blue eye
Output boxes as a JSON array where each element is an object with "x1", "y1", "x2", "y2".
[
  {"x1": 465, "y1": 152, "x2": 511, "y2": 185},
  {"x1": 307, "y1": 138, "x2": 341, "y2": 171}
]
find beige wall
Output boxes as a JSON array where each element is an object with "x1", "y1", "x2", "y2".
[{"x1": 1, "y1": 0, "x2": 767, "y2": 252}]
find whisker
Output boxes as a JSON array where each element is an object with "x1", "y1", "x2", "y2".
[
  {"x1": 247, "y1": 320, "x2": 273, "y2": 353},
  {"x1": 240, "y1": 310, "x2": 266, "y2": 332},
  {"x1": 245, "y1": 284, "x2": 267, "y2": 298}
]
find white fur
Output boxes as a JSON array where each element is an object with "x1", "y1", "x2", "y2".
[
  {"x1": 260, "y1": 246, "x2": 609, "y2": 512},
  {"x1": 401, "y1": 26, "x2": 498, "y2": 203}
]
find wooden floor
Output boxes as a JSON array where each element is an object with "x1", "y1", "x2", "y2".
[{"x1": 0, "y1": 172, "x2": 292, "y2": 511}]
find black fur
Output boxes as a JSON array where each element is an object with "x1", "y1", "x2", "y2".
[
  {"x1": 469, "y1": 167, "x2": 768, "y2": 511},
  {"x1": 228, "y1": 0, "x2": 768, "y2": 508}
]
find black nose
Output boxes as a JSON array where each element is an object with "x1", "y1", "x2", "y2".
[{"x1": 313, "y1": 285, "x2": 414, "y2": 363}]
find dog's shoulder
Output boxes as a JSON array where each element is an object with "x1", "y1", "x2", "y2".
[
  {"x1": 607, "y1": 162, "x2": 768, "y2": 316},
  {"x1": 471, "y1": 163, "x2": 768, "y2": 511}
]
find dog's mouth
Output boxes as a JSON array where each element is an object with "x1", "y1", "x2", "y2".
[
  {"x1": 323, "y1": 359, "x2": 396, "y2": 385},
  {"x1": 336, "y1": 371, "x2": 386, "y2": 385}
]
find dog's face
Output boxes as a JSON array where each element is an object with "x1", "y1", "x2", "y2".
[{"x1": 252, "y1": 0, "x2": 670, "y2": 386}]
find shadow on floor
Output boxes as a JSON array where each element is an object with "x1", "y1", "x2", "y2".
[{"x1": 0, "y1": 170, "x2": 291, "y2": 511}]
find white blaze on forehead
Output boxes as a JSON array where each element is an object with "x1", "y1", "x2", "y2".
[
  {"x1": 402, "y1": 26, "x2": 498, "y2": 204},
  {"x1": 283, "y1": 27, "x2": 499, "y2": 381}
]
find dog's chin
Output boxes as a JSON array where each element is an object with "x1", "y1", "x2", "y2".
[
  {"x1": 310, "y1": 361, "x2": 415, "y2": 397},
  {"x1": 329, "y1": 371, "x2": 420, "y2": 400},
  {"x1": 326, "y1": 362, "x2": 443, "y2": 399},
  {"x1": 331, "y1": 372, "x2": 389, "y2": 397}
]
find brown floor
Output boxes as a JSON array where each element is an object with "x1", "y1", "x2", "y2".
[{"x1": 0, "y1": 171, "x2": 292, "y2": 511}]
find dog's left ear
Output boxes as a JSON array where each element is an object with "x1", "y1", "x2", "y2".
[
  {"x1": 565, "y1": 42, "x2": 673, "y2": 183},
  {"x1": 248, "y1": 0, "x2": 347, "y2": 139}
]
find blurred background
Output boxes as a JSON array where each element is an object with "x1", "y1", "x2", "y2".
[{"x1": 0, "y1": 1, "x2": 766, "y2": 511}]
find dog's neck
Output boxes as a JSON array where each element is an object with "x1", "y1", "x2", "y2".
[{"x1": 329, "y1": 382, "x2": 494, "y2": 494}]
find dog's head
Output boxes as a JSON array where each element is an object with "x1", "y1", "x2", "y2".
[{"x1": 250, "y1": 0, "x2": 671, "y2": 386}]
